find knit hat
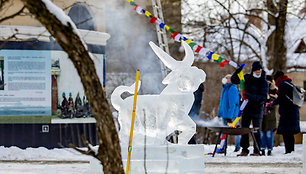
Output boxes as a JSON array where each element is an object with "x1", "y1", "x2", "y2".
[
  {"x1": 274, "y1": 71, "x2": 284, "y2": 81},
  {"x1": 251, "y1": 61, "x2": 262, "y2": 72}
]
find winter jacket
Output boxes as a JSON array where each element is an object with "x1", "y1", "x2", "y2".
[
  {"x1": 188, "y1": 83, "x2": 204, "y2": 118},
  {"x1": 273, "y1": 75, "x2": 300, "y2": 134},
  {"x1": 231, "y1": 70, "x2": 268, "y2": 118},
  {"x1": 218, "y1": 83, "x2": 240, "y2": 119},
  {"x1": 261, "y1": 87, "x2": 277, "y2": 132}
]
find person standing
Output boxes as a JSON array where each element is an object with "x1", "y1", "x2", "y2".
[
  {"x1": 188, "y1": 83, "x2": 205, "y2": 121},
  {"x1": 218, "y1": 74, "x2": 241, "y2": 152},
  {"x1": 188, "y1": 83, "x2": 204, "y2": 144},
  {"x1": 260, "y1": 75, "x2": 277, "y2": 156},
  {"x1": 231, "y1": 61, "x2": 268, "y2": 156},
  {"x1": 271, "y1": 71, "x2": 300, "y2": 154}
]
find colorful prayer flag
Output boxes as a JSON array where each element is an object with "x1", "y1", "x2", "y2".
[
  {"x1": 212, "y1": 53, "x2": 220, "y2": 60},
  {"x1": 207, "y1": 51, "x2": 214, "y2": 60},
  {"x1": 229, "y1": 60, "x2": 238, "y2": 68},
  {"x1": 185, "y1": 40, "x2": 192, "y2": 44},
  {"x1": 171, "y1": 32, "x2": 182, "y2": 42},
  {"x1": 199, "y1": 47, "x2": 210, "y2": 56},
  {"x1": 126, "y1": 0, "x2": 243, "y2": 72},
  {"x1": 194, "y1": 45, "x2": 202, "y2": 53},
  {"x1": 237, "y1": 71, "x2": 245, "y2": 82},
  {"x1": 145, "y1": 11, "x2": 152, "y2": 17},
  {"x1": 188, "y1": 42, "x2": 197, "y2": 49},
  {"x1": 165, "y1": 25, "x2": 170, "y2": 31},
  {"x1": 134, "y1": 5, "x2": 143, "y2": 14},
  {"x1": 150, "y1": 17, "x2": 157, "y2": 24},
  {"x1": 159, "y1": 23, "x2": 165, "y2": 29},
  {"x1": 219, "y1": 60, "x2": 230, "y2": 67}
]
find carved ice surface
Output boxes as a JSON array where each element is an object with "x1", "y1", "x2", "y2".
[{"x1": 111, "y1": 41, "x2": 206, "y2": 146}]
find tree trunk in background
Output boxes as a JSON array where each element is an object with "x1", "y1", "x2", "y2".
[
  {"x1": 161, "y1": 0, "x2": 183, "y2": 60},
  {"x1": 22, "y1": 1, "x2": 124, "y2": 174},
  {"x1": 266, "y1": 0, "x2": 288, "y2": 72}
]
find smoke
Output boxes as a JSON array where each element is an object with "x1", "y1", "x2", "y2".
[
  {"x1": 104, "y1": 1, "x2": 164, "y2": 94},
  {"x1": 194, "y1": 117, "x2": 226, "y2": 128}
]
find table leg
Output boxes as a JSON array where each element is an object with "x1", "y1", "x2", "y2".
[
  {"x1": 225, "y1": 134, "x2": 228, "y2": 156},
  {"x1": 250, "y1": 132, "x2": 260, "y2": 154},
  {"x1": 212, "y1": 131, "x2": 222, "y2": 157}
]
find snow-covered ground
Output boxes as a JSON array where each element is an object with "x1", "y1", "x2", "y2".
[{"x1": 0, "y1": 144, "x2": 303, "y2": 174}]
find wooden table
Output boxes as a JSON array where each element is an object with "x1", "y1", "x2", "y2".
[{"x1": 207, "y1": 127, "x2": 260, "y2": 157}]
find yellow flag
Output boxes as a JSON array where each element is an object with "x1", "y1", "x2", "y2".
[
  {"x1": 232, "y1": 117, "x2": 241, "y2": 126},
  {"x1": 186, "y1": 39, "x2": 192, "y2": 44},
  {"x1": 145, "y1": 11, "x2": 152, "y2": 17},
  {"x1": 165, "y1": 25, "x2": 170, "y2": 31},
  {"x1": 238, "y1": 71, "x2": 245, "y2": 81},
  {"x1": 212, "y1": 53, "x2": 220, "y2": 60},
  {"x1": 126, "y1": 0, "x2": 133, "y2": 2}
]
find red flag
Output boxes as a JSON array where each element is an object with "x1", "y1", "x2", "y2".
[
  {"x1": 219, "y1": 60, "x2": 230, "y2": 68},
  {"x1": 195, "y1": 45, "x2": 202, "y2": 53},
  {"x1": 150, "y1": 17, "x2": 157, "y2": 24},
  {"x1": 171, "y1": 31, "x2": 181, "y2": 41}
]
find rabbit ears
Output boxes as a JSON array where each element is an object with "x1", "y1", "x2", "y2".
[{"x1": 149, "y1": 41, "x2": 194, "y2": 70}]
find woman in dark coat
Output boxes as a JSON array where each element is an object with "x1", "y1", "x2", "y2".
[
  {"x1": 260, "y1": 75, "x2": 277, "y2": 156},
  {"x1": 272, "y1": 71, "x2": 300, "y2": 154}
]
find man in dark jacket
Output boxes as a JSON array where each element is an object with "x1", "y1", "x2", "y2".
[
  {"x1": 272, "y1": 71, "x2": 300, "y2": 154},
  {"x1": 187, "y1": 83, "x2": 205, "y2": 144},
  {"x1": 231, "y1": 61, "x2": 268, "y2": 156},
  {"x1": 188, "y1": 83, "x2": 204, "y2": 121}
]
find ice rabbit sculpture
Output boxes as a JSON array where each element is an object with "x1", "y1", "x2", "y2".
[{"x1": 111, "y1": 41, "x2": 206, "y2": 146}]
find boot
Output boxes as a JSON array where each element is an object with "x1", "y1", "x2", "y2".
[
  {"x1": 267, "y1": 150, "x2": 272, "y2": 156},
  {"x1": 234, "y1": 147, "x2": 240, "y2": 152},
  {"x1": 237, "y1": 149, "x2": 249, "y2": 156},
  {"x1": 250, "y1": 153, "x2": 261, "y2": 156},
  {"x1": 261, "y1": 150, "x2": 265, "y2": 156}
]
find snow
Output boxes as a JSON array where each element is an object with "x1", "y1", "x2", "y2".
[
  {"x1": 182, "y1": 0, "x2": 306, "y2": 71},
  {"x1": 0, "y1": 146, "x2": 91, "y2": 161},
  {"x1": 285, "y1": 18, "x2": 306, "y2": 68},
  {"x1": 300, "y1": 121, "x2": 306, "y2": 133},
  {"x1": 0, "y1": 144, "x2": 302, "y2": 173}
]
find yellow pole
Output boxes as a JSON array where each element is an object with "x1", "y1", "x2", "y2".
[{"x1": 126, "y1": 69, "x2": 140, "y2": 174}]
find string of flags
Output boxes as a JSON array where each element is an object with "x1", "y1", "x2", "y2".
[
  {"x1": 126, "y1": 0, "x2": 247, "y2": 128},
  {"x1": 126, "y1": 0, "x2": 252, "y2": 156},
  {"x1": 126, "y1": 0, "x2": 240, "y2": 68}
]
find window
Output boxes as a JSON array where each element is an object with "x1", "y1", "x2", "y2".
[
  {"x1": 68, "y1": 3, "x2": 95, "y2": 31},
  {"x1": 294, "y1": 39, "x2": 306, "y2": 53}
]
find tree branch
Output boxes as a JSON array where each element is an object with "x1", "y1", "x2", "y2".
[
  {"x1": 69, "y1": 135, "x2": 97, "y2": 158},
  {"x1": 0, "y1": 6, "x2": 25, "y2": 23}
]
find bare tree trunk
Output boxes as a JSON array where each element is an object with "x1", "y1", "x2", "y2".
[
  {"x1": 266, "y1": 0, "x2": 288, "y2": 72},
  {"x1": 21, "y1": 0, "x2": 124, "y2": 173}
]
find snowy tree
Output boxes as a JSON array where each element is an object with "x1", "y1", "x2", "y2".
[
  {"x1": 182, "y1": 0, "x2": 305, "y2": 72},
  {"x1": 0, "y1": 0, "x2": 124, "y2": 173},
  {"x1": 181, "y1": 0, "x2": 305, "y2": 144}
]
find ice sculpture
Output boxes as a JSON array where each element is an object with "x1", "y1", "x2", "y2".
[{"x1": 111, "y1": 41, "x2": 206, "y2": 146}]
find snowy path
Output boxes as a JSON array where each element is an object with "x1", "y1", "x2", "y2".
[
  {"x1": 0, "y1": 161, "x2": 301, "y2": 174},
  {"x1": 0, "y1": 144, "x2": 303, "y2": 174},
  {"x1": 0, "y1": 161, "x2": 89, "y2": 174},
  {"x1": 205, "y1": 162, "x2": 302, "y2": 174}
]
